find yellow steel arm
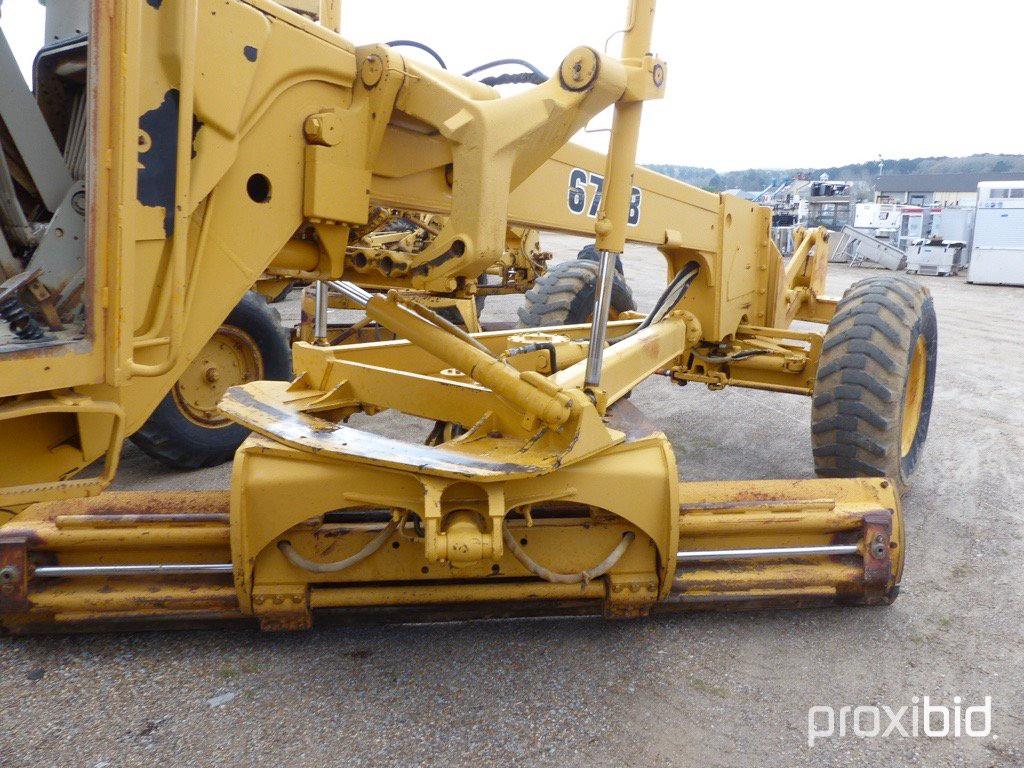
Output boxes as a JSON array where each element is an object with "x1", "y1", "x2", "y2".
[{"x1": 0, "y1": 0, "x2": 827, "y2": 505}]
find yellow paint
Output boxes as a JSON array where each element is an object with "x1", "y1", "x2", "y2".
[{"x1": 0, "y1": 0, "x2": 911, "y2": 632}]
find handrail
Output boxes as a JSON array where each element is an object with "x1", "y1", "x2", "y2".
[{"x1": 128, "y1": 0, "x2": 198, "y2": 376}]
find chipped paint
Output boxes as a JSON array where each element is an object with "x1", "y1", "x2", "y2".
[
  {"x1": 136, "y1": 90, "x2": 202, "y2": 236},
  {"x1": 221, "y1": 385, "x2": 544, "y2": 479}
]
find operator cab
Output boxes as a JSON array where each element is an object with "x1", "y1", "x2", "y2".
[{"x1": 0, "y1": 4, "x2": 91, "y2": 357}]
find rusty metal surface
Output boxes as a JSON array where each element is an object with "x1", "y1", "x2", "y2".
[
  {"x1": 678, "y1": 497, "x2": 836, "y2": 512},
  {"x1": 10, "y1": 491, "x2": 231, "y2": 523},
  {"x1": 54, "y1": 513, "x2": 229, "y2": 527},
  {"x1": 858, "y1": 510, "x2": 896, "y2": 603},
  {"x1": 604, "y1": 397, "x2": 663, "y2": 441},
  {"x1": 0, "y1": 491, "x2": 234, "y2": 631},
  {"x1": 0, "y1": 535, "x2": 30, "y2": 611},
  {"x1": 0, "y1": 268, "x2": 44, "y2": 303}
]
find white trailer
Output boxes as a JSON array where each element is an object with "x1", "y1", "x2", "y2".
[{"x1": 969, "y1": 181, "x2": 1024, "y2": 286}]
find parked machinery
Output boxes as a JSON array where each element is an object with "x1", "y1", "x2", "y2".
[
  {"x1": 0, "y1": 0, "x2": 937, "y2": 632},
  {"x1": 904, "y1": 206, "x2": 973, "y2": 277}
]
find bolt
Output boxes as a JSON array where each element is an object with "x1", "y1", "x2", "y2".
[
  {"x1": 0, "y1": 565, "x2": 18, "y2": 583},
  {"x1": 204, "y1": 366, "x2": 220, "y2": 383},
  {"x1": 361, "y1": 53, "x2": 384, "y2": 88},
  {"x1": 870, "y1": 535, "x2": 887, "y2": 559},
  {"x1": 652, "y1": 63, "x2": 664, "y2": 87}
]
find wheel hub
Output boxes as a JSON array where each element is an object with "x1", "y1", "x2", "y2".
[{"x1": 172, "y1": 325, "x2": 264, "y2": 428}]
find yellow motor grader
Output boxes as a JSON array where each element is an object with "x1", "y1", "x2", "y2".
[{"x1": 0, "y1": 0, "x2": 936, "y2": 632}]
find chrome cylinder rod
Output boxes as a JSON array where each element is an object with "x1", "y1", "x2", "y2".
[
  {"x1": 327, "y1": 280, "x2": 371, "y2": 308},
  {"x1": 33, "y1": 563, "x2": 234, "y2": 578},
  {"x1": 583, "y1": 249, "x2": 620, "y2": 388},
  {"x1": 676, "y1": 544, "x2": 859, "y2": 563},
  {"x1": 313, "y1": 280, "x2": 329, "y2": 344}
]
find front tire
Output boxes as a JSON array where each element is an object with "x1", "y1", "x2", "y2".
[
  {"x1": 129, "y1": 292, "x2": 292, "y2": 469},
  {"x1": 811, "y1": 276, "x2": 937, "y2": 494}
]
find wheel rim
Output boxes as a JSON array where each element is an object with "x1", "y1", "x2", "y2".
[
  {"x1": 171, "y1": 325, "x2": 263, "y2": 428},
  {"x1": 900, "y1": 335, "x2": 927, "y2": 457}
]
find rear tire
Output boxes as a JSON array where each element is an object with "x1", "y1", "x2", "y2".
[
  {"x1": 129, "y1": 292, "x2": 292, "y2": 469},
  {"x1": 517, "y1": 259, "x2": 635, "y2": 327},
  {"x1": 811, "y1": 275, "x2": 937, "y2": 494}
]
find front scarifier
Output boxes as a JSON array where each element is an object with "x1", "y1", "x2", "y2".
[{"x1": 0, "y1": 0, "x2": 915, "y2": 632}]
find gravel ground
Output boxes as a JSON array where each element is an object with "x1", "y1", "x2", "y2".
[{"x1": 1, "y1": 233, "x2": 1022, "y2": 767}]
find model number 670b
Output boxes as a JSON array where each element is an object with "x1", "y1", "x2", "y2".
[{"x1": 567, "y1": 168, "x2": 642, "y2": 226}]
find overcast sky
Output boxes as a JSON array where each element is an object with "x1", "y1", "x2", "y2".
[{"x1": 3, "y1": 0, "x2": 1021, "y2": 171}]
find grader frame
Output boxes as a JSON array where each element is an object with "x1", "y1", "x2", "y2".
[{"x1": 0, "y1": 0, "x2": 916, "y2": 632}]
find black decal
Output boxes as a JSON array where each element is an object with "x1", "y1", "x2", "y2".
[{"x1": 137, "y1": 90, "x2": 202, "y2": 237}]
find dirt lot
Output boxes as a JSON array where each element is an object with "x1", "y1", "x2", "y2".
[{"x1": 1, "y1": 233, "x2": 1022, "y2": 767}]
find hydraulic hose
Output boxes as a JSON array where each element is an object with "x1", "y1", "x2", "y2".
[
  {"x1": 608, "y1": 260, "x2": 700, "y2": 346},
  {"x1": 690, "y1": 349, "x2": 769, "y2": 364},
  {"x1": 463, "y1": 58, "x2": 548, "y2": 87},
  {"x1": 278, "y1": 519, "x2": 400, "y2": 574},
  {"x1": 386, "y1": 40, "x2": 447, "y2": 69},
  {"x1": 462, "y1": 58, "x2": 546, "y2": 79},
  {"x1": 502, "y1": 523, "x2": 635, "y2": 585}
]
